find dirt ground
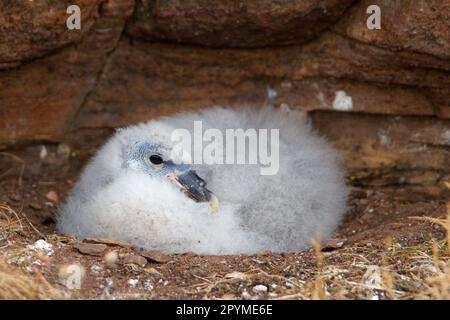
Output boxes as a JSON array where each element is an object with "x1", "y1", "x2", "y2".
[{"x1": 0, "y1": 146, "x2": 448, "y2": 300}]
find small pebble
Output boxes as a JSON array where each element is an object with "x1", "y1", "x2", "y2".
[
  {"x1": 45, "y1": 190, "x2": 59, "y2": 203},
  {"x1": 241, "y1": 291, "x2": 252, "y2": 300},
  {"x1": 123, "y1": 254, "x2": 147, "y2": 267},
  {"x1": 252, "y1": 285, "x2": 268, "y2": 294},
  {"x1": 27, "y1": 239, "x2": 54, "y2": 256},
  {"x1": 56, "y1": 144, "x2": 71, "y2": 159},
  {"x1": 251, "y1": 258, "x2": 266, "y2": 265},
  {"x1": 90, "y1": 265, "x2": 102, "y2": 273},
  {"x1": 127, "y1": 279, "x2": 139, "y2": 287},
  {"x1": 9, "y1": 193, "x2": 21, "y2": 202},
  {"x1": 29, "y1": 202, "x2": 42, "y2": 210},
  {"x1": 39, "y1": 146, "x2": 48, "y2": 160},
  {"x1": 137, "y1": 249, "x2": 171, "y2": 263},
  {"x1": 74, "y1": 242, "x2": 107, "y2": 256},
  {"x1": 144, "y1": 280, "x2": 154, "y2": 292}
]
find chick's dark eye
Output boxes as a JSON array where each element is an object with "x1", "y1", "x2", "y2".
[{"x1": 149, "y1": 154, "x2": 163, "y2": 165}]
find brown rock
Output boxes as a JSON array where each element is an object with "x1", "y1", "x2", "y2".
[
  {"x1": 294, "y1": 32, "x2": 450, "y2": 89},
  {"x1": 0, "y1": 0, "x2": 132, "y2": 149},
  {"x1": 29, "y1": 202, "x2": 42, "y2": 210},
  {"x1": 69, "y1": 42, "x2": 449, "y2": 198},
  {"x1": 101, "y1": 0, "x2": 135, "y2": 18},
  {"x1": 272, "y1": 79, "x2": 436, "y2": 117},
  {"x1": 320, "y1": 238, "x2": 347, "y2": 251},
  {"x1": 0, "y1": 0, "x2": 100, "y2": 66},
  {"x1": 143, "y1": 267, "x2": 162, "y2": 276},
  {"x1": 74, "y1": 242, "x2": 107, "y2": 256},
  {"x1": 136, "y1": 249, "x2": 171, "y2": 263},
  {"x1": 122, "y1": 254, "x2": 148, "y2": 267},
  {"x1": 72, "y1": 32, "x2": 449, "y2": 134},
  {"x1": 311, "y1": 111, "x2": 450, "y2": 199},
  {"x1": 45, "y1": 191, "x2": 59, "y2": 203},
  {"x1": 2, "y1": 2, "x2": 449, "y2": 150},
  {"x1": 9, "y1": 193, "x2": 22, "y2": 202},
  {"x1": 0, "y1": 0, "x2": 449, "y2": 201},
  {"x1": 83, "y1": 237, "x2": 133, "y2": 248},
  {"x1": 128, "y1": 0, "x2": 353, "y2": 47},
  {"x1": 334, "y1": 0, "x2": 450, "y2": 60}
]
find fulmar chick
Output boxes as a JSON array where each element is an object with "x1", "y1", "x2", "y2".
[{"x1": 57, "y1": 106, "x2": 348, "y2": 254}]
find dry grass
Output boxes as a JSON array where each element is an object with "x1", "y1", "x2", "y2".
[
  {"x1": 302, "y1": 184, "x2": 450, "y2": 300},
  {"x1": 0, "y1": 152, "x2": 25, "y2": 186},
  {"x1": 0, "y1": 188, "x2": 449, "y2": 300},
  {"x1": 0, "y1": 260, "x2": 62, "y2": 300},
  {"x1": 190, "y1": 200, "x2": 450, "y2": 300},
  {"x1": 0, "y1": 202, "x2": 45, "y2": 245},
  {"x1": 0, "y1": 204, "x2": 62, "y2": 300},
  {"x1": 0, "y1": 203, "x2": 24, "y2": 243}
]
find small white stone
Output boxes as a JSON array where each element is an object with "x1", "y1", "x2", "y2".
[
  {"x1": 378, "y1": 130, "x2": 390, "y2": 145},
  {"x1": 127, "y1": 279, "x2": 139, "y2": 287},
  {"x1": 144, "y1": 280, "x2": 154, "y2": 292},
  {"x1": 39, "y1": 146, "x2": 48, "y2": 159},
  {"x1": 332, "y1": 91, "x2": 353, "y2": 111},
  {"x1": 251, "y1": 258, "x2": 266, "y2": 265},
  {"x1": 267, "y1": 87, "x2": 278, "y2": 100},
  {"x1": 279, "y1": 104, "x2": 291, "y2": 113},
  {"x1": 241, "y1": 291, "x2": 252, "y2": 300},
  {"x1": 45, "y1": 202, "x2": 55, "y2": 208},
  {"x1": 32, "y1": 260, "x2": 43, "y2": 266},
  {"x1": 56, "y1": 143, "x2": 71, "y2": 158},
  {"x1": 90, "y1": 264, "x2": 102, "y2": 273},
  {"x1": 27, "y1": 239, "x2": 54, "y2": 256},
  {"x1": 252, "y1": 285, "x2": 268, "y2": 294},
  {"x1": 283, "y1": 281, "x2": 294, "y2": 288}
]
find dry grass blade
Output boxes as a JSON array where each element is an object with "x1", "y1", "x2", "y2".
[
  {"x1": 0, "y1": 203, "x2": 24, "y2": 241},
  {"x1": 0, "y1": 203, "x2": 44, "y2": 241},
  {"x1": 0, "y1": 152, "x2": 25, "y2": 186},
  {"x1": 310, "y1": 239, "x2": 326, "y2": 300}
]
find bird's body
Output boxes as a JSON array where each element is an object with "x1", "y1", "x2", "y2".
[{"x1": 57, "y1": 106, "x2": 348, "y2": 254}]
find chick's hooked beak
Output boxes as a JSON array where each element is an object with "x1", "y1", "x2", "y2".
[{"x1": 166, "y1": 170, "x2": 220, "y2": 213}]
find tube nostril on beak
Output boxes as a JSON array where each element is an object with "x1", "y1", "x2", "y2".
[{"x1": 166, "y1": 170, "x2": 219, "y2": 213}]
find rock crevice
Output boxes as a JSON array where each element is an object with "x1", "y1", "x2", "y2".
[{"x1": 0, "y1": 0, "x2": 449, "y2": 197}]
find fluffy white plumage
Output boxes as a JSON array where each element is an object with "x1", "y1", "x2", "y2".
[{"x1": 57, "y1": 106, "x2": 348, "y2": 254}]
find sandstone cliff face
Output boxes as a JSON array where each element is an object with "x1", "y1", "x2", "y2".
[
  {"x1": 0, "y1": 0, "x2": 100, "y2": 68},
  {"x1": 127, "y1": 0, "x2": 354, "y2": 47},
  {"x1": 0, "y1": 0, "x2": 449, "y2": 198}
]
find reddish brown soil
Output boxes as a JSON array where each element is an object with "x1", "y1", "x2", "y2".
[{"x1": 0, "y1": 148, "x2": 447, "y2": 299}]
